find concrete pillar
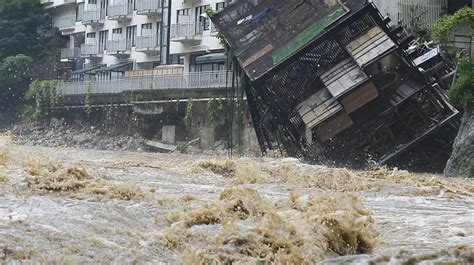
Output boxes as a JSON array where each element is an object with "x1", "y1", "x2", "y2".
[
  {"x1": 183, "y1": 54, "x2": 191, "y2": 74},
  {"x1": 162, "y1": 125, "x2": 176, "y2": 144},
  {"x1": 200, "y1": 126, "x2": 215, "y2": 149},
  {"x1": 305, "y1": 126, "x2": 313, "y2": 145}
]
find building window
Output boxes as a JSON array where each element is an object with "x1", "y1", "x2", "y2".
[
  {"x1": 195, "y1": 5, "x2": 210, "y2": 31},
  {"x1": 86, "y1": 32, "x2": 96, "y2": 38},
  {"x1": 141, "y1": 23, "x2": 153, "y2": 36},
  {"x1": 88, "y1": 0, "x2": 97, "y2": 4},
  {"x1": 98, "y1": 30, "x2": 108, "y2": 52},
  {"x1": 126, "y1": 25, "x2": 137, "y2": 48},
  {"x1": 216, "y1": 2, "x2": 227, "y2": 11},
  {"x1": 177, "y1": 8, "x2": 190, "y2": 23},
  {"x1": 113, "y1": 28, "x2": 122, "y2": 34}
]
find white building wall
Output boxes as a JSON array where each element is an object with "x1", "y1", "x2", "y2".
[{"x1": 46, "y1": 0, "x2": 229, "y2": 74}]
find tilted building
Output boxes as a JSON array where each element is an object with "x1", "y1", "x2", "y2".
[{"x1": 212, "y1": 0, "x2": 461, "y2": 170}]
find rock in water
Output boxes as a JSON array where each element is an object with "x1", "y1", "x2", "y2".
[{"x1": 445, "y1": 110, "x2": 474, "y2": 177}]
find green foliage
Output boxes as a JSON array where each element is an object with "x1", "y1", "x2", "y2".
[
  {"x1": 184, "y1": 98, "x2": 194, "y2": 130},
  {"x1": 432, "y1": 7, "x2": 474, "y2": 48},
  {"x1": 84, "y1": 84, "x2": 92, "y2": 115},
  {"x1": 448, "y1": 59, "x2": 474, "y2": 110},
  {"x1": 24, "y1": 80, "x2": 60, "y2": 122},
  {"x1": 207, "y1": 97, "x2": 225, "y2": 128},
  {"x1": 0, "y1": 0, "x2": 65, "y2": 62},
  {"x1": 0, "y1": 54, "x2": 33, "y2": 111}
]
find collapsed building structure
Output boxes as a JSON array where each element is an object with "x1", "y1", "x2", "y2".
[{"x1": 211, "y1": 0, "x2": 461, "y2": 171}]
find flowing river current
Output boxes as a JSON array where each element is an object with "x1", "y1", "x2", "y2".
[{"x1": 0, "y1": 134, "x2": 473, "y2": 264}]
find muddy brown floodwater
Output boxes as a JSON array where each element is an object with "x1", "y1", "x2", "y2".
[{"x1": 0, "y1": 134, "x2": 473, "y2": 264}]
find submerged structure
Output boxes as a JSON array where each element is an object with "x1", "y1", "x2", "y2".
[{"x1": 212, "y1": 0, "x2": 460, "y2": 171}]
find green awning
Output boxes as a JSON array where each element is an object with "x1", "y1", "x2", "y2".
[{"x1": 195, "y1": 53, "x2": 227, "y2": 64}]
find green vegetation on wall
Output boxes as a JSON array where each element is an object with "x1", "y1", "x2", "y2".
[
  {"x1": 23, "y1": 80, "x2": 59, "y2": 122},
  {"x1": 448, "y1": 59, "x2": 474, "y2": 110},
  {"x1": 432, "y1": 7, "x2": 474, "y2": 54},
  {"x1": 184, "y1": 98, "x2": 194, "y2": 130}
]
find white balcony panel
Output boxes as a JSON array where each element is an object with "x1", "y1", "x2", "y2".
[
  {"x1": 55, "y1": 15, "x2": 76, "y2": 30},
  {"x1": 108, "y1": 3, "x2": 133, "y2": 19},
  {"x1": 61, "y1": 48, "x2": 80, "y2": 59},
  {"x1": 170, "y1": 22, "x2": 203, "y2": 44},
  {"x1": 136, "y1": 0, "x2": 163, "y2": 15},
  {"x1": 107, "y1": 40, "x2": 129, "y2": 54},
  {"x1": 81, "y1": 44, "x2": 100, "y2": 56},
  {"x1": 136, "y1": 36, "x2": 160, "y2": 53}
]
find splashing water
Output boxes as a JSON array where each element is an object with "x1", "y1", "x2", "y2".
[{"x1": 0, "y1": 134, "x2": 473, "y2": 263}]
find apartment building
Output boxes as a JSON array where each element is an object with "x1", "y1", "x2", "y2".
[{"x1": 44, "y1": 0, "x2": 231, "y2": 82}]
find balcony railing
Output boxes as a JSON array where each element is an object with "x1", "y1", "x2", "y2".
[
  {"x1": 81, "y1": 43, "x2": 100, "y2": 56},
  {"x1": 61, "y1": 47, "x2": 80, "y2": 59},
  {"x1": 108, "y1": 3, "x2": 133, "y2": 19},
  {"x1": 107, "y1": 40, "x2": 129, "y2": 54},
  {"x1": 55, "y1": 15, "x2": 76, "y2": 30},
  {"x1": 170, "y1": 22, "x2": 203, "y2": 43},
  {"x1": 57, "y1": 71, "x2": 233, "y2": 95},
  {"x1": 136, "y1": 0, "x2": 163, "y2": 15},
  {"x1": 82, "y1": 5, "x2": 105, "y2": 24},
  {"x1": 136, "y1": 36, "x2": 160, "y2": 51}
]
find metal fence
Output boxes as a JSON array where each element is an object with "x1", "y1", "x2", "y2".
[
  {"x1": 398, "y1": 0, "x2": 447, "y2": 29},
  {"x1": 57, "y1": 71, "x2": 233, "y2": 95}
]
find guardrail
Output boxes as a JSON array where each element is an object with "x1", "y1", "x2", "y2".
[
  {"x1": 136, "y1": 0, "x2": 163, "y2": 13},
  {"x1": 107, "y1": 39, "x2": 129, "y2": 53},
  {"x1": 136, "y1": 36, "x2": 160, "y2": 50},
  {"x1": 81, "y1": 43, "x2": 99, "y2": 56},
  {"x1": 170, "y1": 22, "x2": 203, "y2": 39},
  {"x1": 57, "y1": 71, "x2": 233, "y2": 95},
  {"x1": 108, "y1": 3, "x2": 133, "y2": 18}
]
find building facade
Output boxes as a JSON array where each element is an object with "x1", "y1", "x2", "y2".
[{"x1": 44, "y1": 0, "x2": 231, "y2": 81}]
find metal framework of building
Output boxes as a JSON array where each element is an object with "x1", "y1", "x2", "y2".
[{"x1": 212, "y1": 0, "x2": 460, "y2": 171}]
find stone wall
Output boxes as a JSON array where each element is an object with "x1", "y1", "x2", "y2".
[{"x1": 445, "y1": 106, "x2": 474, "y2": 177}]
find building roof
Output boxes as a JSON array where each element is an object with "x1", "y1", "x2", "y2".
[{"x1": 211, "y1": 0, "x2": 367, "y2": 81}]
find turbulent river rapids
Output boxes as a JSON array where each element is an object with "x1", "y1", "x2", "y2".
[{"x1": 0, "y1": 134, "x2": 473, "y2": 264}]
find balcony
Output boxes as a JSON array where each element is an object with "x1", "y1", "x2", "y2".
[
  {"x1": 107, "y1": 40, "x2": 130, "y2": 57},
  {"x1": 170, "y1": 22, "x2": 203, "y2": 45},
  {"x1": 55, "y1": 15, "x2": 76, "y2": 31},
  {"x1": 81, "y1": 43, "x2": 101, "y2": 57},
  {"x1": 57, "y1": 71, "x2": 234, "y2": 96},
  {"x1": 82, "y1": 6, "x2": 105, "y2": 26},
  {"x1": 136, "y1": 36, "x2": 161, "y2": 55},
  {"x1": 108, "y1": 2, "x2": 133, "y2": 21},
  {"x1": 136, "y1": 0, "x2": 163, "y2": 16},
  {"x1": 61, "y1": 47, "x2": 80, "y2": 60}
]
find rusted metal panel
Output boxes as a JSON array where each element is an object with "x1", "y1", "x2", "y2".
[
  {"x1": 321, "y1": 58, "x2": 369, "y2": 98},
  {"x1": 346, "y1": 26, "x2": 396, "y2": 67},
  {"x1": 340, "y1": 82, "x2": 378, "y2": 114},
  {"x1": 296, "y1": 88, "x2": 343, "y2": 129}
]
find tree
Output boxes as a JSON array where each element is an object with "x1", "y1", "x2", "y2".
[
  {"x1": 0, "y1": 55, "x2": 33, "y2": 112},
  {"x1": 432, "y1": 7, "x2": 474, "y2": 111},
  {"x1": 0, "y1": 0, "x2": 64, "y2": 62}
]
